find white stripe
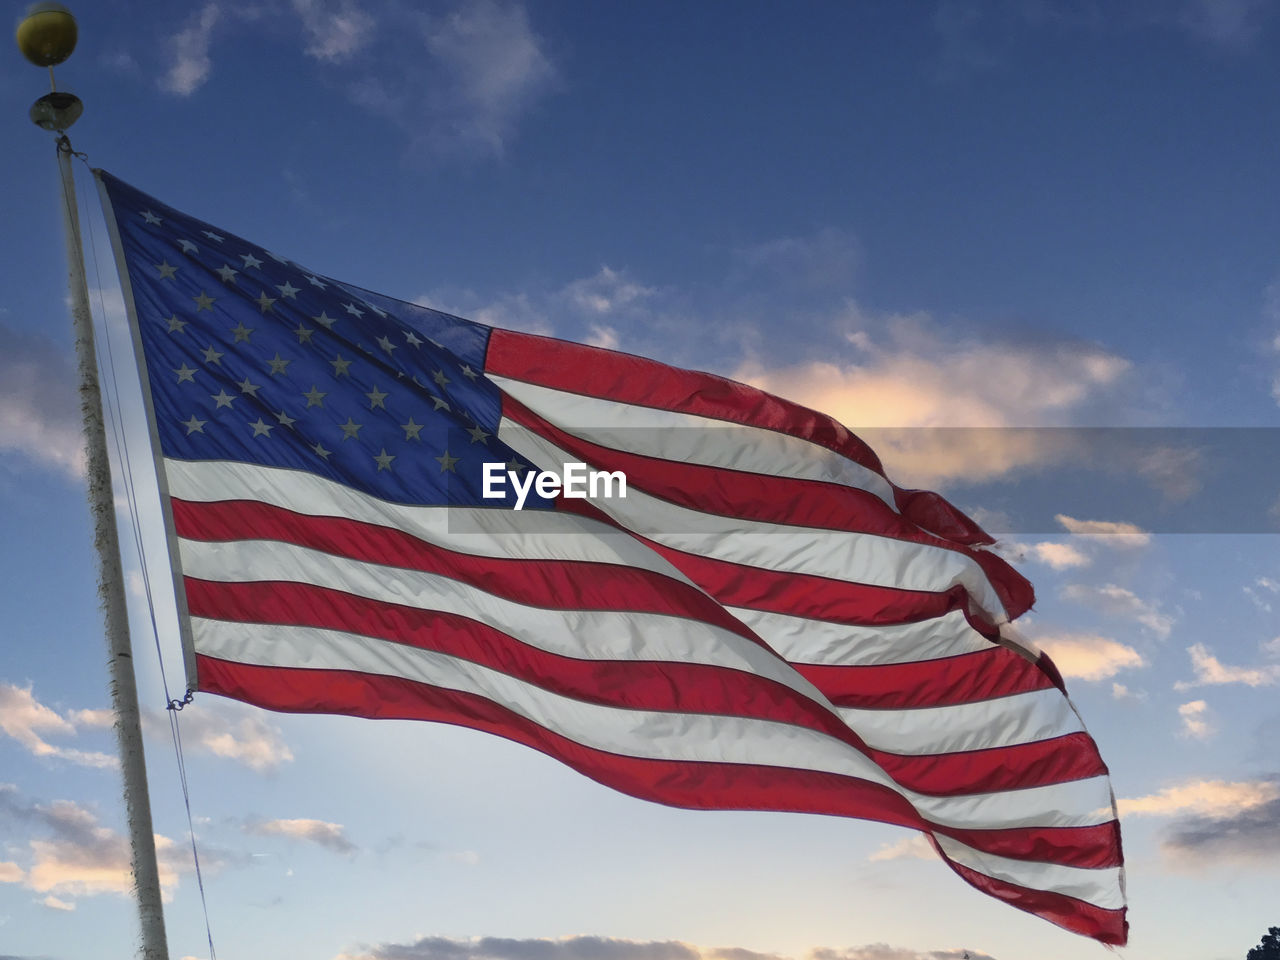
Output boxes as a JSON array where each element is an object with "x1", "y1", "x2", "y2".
[
  {"x1": 838, "y1": 687, "x2": 1083, "y2": 756},
  {"x1": 164, "y1": 457, "x2": 691, "y2": 584},
  {"x1": 194, "y1": 618, "x2": 1114, "y2": 833},
  {"x1": 489, "y1": 373, "x2": 899, "y2": 509},
  {"x1": 935, "y1": 834, "x2": 1124, "y2": 910},
  {"x1": 498, "y1": 421, "x2": 1009, "y2": 621},
  {"x1": 728, "y1": 607, "x2": 994, "y2": 666},
  {"x1": 179, "y1": 536, "x2": 824, "y2": 704}
]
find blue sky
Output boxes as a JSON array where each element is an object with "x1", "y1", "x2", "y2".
[{"x1": 1, "y1": 2, "x2": 1279, "y2": 959}]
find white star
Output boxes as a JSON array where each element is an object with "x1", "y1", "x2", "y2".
[
  {"x1": 141, "y1": 210, "x2": 162, "y2": 225},
  {"x1": 211, "y1": 389, "x2": 236, "y2": 409},
  {"x1": 231, "y1": 322, "x2": 254, "y2": 343},
  {"x1": 202, "y1": 230, "x2": 225, "y2": 243},
  {"x1": 374, "y1": 448, "x2": 395, "y2": 472},
  {"x1": 202, "y1": 346, "x2": 224, "y2": 365},
  {"x1": 371, "y1": 305, "x2": 387, "y2": 318},
  {"x1": 276, "y1": 281, "x2": 300, "y2": 300},
  {"x1": 275, "y1": 409, "x2": 296, "y2": 428},
  {"x1": 181, "y1": 414, "x2": 207, "y2": 435},
  {"x1": 306, "y1": 274, "x2": 327, "y2": 289},
  {"x1": 460, "y1": 364, "x2": 478, "y2": 380},
  {"x1": 249, "y1": 418, "x2": 273, "y2": 438},
  {"x1": 173, "y1": 364, "x2": 196, "y2": 384},
  {"x1": 177, "y1": 239, "x2": 198, "y2": 255},
  {"x1": 366, "y1": 386, "x2": 389, "y2": 409},
  {"x1": 467, "y1": 425, "x2": 490, "y2": 444},
  {"x1": 404, "y1": 331, "x2": 423, "y2": 347},
  {"x1": 237, "y1": 376, "x2": 261, "y2": 397},
  {"x1": 431, "y1": 396, "x2": 450, "y2": 412},
  {"x1": 293, "y1": 323, "x2": 314, "y2": 344},
  {"x1": 312, "y1": 441, "x2": 332, "y2": 460},
  {"x1": 255, "y1": 291, "x2": 277, "y2": 313},
  {"x1": 266, "y1": 250, "x2": 290, "y2": 264},
  {"x1": 193, "y1": 291, "x2": 215, "y2": 311},
  {"x1": 303, "y1": 385, "x2": 326, "y2": 407},
  {"x1": 215, "y1": 264, "x2": 238, "y2": 284},
  {"x1": 166, "y1": 315, "x2": 188, "y2": 334},
  {"x1": 313, "y1": 311, "x2": 337, "y2": 329},
  {"x1": 155, "y1": 261, "x2": 177, "y2": 280},
  {"x1": 267, "y1": 353, "x2": 291, "y2": 376},
  {"x1": 401, "y1": 417, "x2": 423, "y2": 441},
  {"x1": 339, "y1": 418, "x2": 362, "y2": 441},
  {"x1": 330, "y1": 355, "x2": 352, "y2": 377},
  {"x1": 435, "y1": 449, "x2": 459, "y2": 473},
  {"x1": 344, "y1": 302, "x2": 365, "y2": 318},
  {"x1": 241, "y1": 252, "x2": 263, "y2": 269}
]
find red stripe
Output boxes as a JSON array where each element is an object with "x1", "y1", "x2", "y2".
[
  {"x1": 871, "y1": 733, "x2": 1108, "y2": 798},
  {"x1": 796, "y1": 647, "x2": 1052, "y2": 709},
  {"x1": 187, "y1": 577, "x2": 1100, "y2": 798},
  {"x1": 948, "y1": 858, "x2": 1128, "y2": 945},
  {"x1": 171, "y1": 497, "x2": 763, "y2": 648},
  {"x1": 486, "y1": 328, "x2": 1013, "y2": 555},
  {"x1": 197, "y1": 656, "x2": 1123, "y2": 942},
  {"x1": 184, "y1": 577, "x2": 856, "y2": 744}
]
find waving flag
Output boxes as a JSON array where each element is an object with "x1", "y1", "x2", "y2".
[{"x1": 97, "y1": 170, "x2": 1126, "y2": 945}]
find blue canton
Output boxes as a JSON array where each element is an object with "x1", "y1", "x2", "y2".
[{"x1": 99, "y1": 172, "x2": 545, "y2": 510}]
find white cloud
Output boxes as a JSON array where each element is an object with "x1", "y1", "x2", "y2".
[
  {"x1": 0, "y1": 861, "x2": 24, "y2": 883},
  {"x1": 1054, "y1": 514, "x2": 1152, "y2": 547},
  {"x1": 585, "y1": 325, "x2": 620, "y2": 350},
  {"x1": 867, "y1": 833, "x2": 936, "y2": 862},
  {"x1": 1060, "y1": 583, "x2": 1174, "y2": 638},
  {"x1": 1110, "y1": 682, "x2": 1145, "y2": 701},
  {"x1": 1033, "y1": 633, "x2": 1144, "y2": 681},
  {"x1": 165, "y1": 702, "x2": 294, "y2": 773},
  {"x1": 564, "y1": 267, "x2": 655, "y2": 316},
  {"x1": 1004, "y1": 540, "x2": 1091, "y2": 570},
  {"x1": 1178, "y1": 699, "x2": 1215, "y2": 740},
  {"x1": 1175, "y1": 642, "x2": 1280, "y2": 689},
  {"x1": 421, "y1": 0, "x2": 558, "y2": 157},
  {"x1": 1119, "y1": 777, "x2": 1279, "y2": 818},
  {"x1": 159, "y1": 3, "x2": 222, "y2": 96},
  {"x1": 734, "y1": 228, "x2": 861, "y2": 290},
  {"x1": 291, "y1": 0, "x2": 375, "y2": 62},
  {"x1": 0, "y1": 326, "x2": 85, "y2": 478},
  {"x1": 733, "y1": 314, "x2": 1130, "y2": 487},
  {"x1": 0, "y1": 684, "x2": 117, "y2": 770},
  {"x1": 244, "y1": 817, "x2": 355, "y2": 854},
  {"x1": 41, "y1": 894, "x2": 74, "y2": 911}
]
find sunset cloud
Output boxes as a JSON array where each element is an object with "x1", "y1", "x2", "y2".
[{"x1": 1033, "y1": 633, "x2": 1145, "y2": 681}]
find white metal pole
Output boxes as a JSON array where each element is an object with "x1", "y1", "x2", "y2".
[{"x1": 55, "y1": 134, "x2": 171, "y2": 960}]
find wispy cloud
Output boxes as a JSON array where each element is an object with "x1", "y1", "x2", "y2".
[
  {"x1": 1177, "y1": 699, "x2": 1215, "y2": 740},
  {"x1": 0, "y1": 684, "x2": 116, "y2": 770},
  {"x1": 1119, "y1": 777, "x2": 1280, "y2": 818},
  {"x1": 0, "y1": 326, "x2": 84, "y2": 478},
  {"x1": 292, "y1": 0, "x2": 375, "y2": 62},
  {"x1": 0, "y1": 786, "x2": 190, "y2": 901},
  {"x1": 159, "y1": 3, "x2": 223, "y2": 96},
  {"x1": 1174, "y1": 642, "x2": 1280, "y2": 690},
  {"x1": 243, "y1": 817, "x2": 356, "y2": 855},
  {"x1": 157, "y1": 700, "x2": 294, "y2": 773},
  {"x1": 1032, "y1": 633, "x2": 1144, "y2": 681},
  {"x1": 1061, "y1": 583, "x2": 1174, "y2": 638},
  {"x1": 1002, "y1": 540, "x2": 1091, "y2": 570},
  {"x1": 867, "y1": 833, "x2": 936, "y2": 862},
  {"x1": 1054, "y1": 515, "x2": 1151, "y2": 547}
]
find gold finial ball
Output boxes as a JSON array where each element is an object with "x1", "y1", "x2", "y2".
[{"x1": 16, "y1": 3, "x2": 78, "y2": 68}]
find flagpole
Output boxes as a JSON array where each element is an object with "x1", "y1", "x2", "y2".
[{"x1": 20, "y1": 6, "x2": 171, "y2": 959}]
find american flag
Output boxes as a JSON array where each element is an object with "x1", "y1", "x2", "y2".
[{"x1": 96, "y1": 170, "x2": 1126, "y2": 945}]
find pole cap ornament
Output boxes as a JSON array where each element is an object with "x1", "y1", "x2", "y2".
[{"x1": 16, "y1": 2, "x2": 77, "y2": 67}]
